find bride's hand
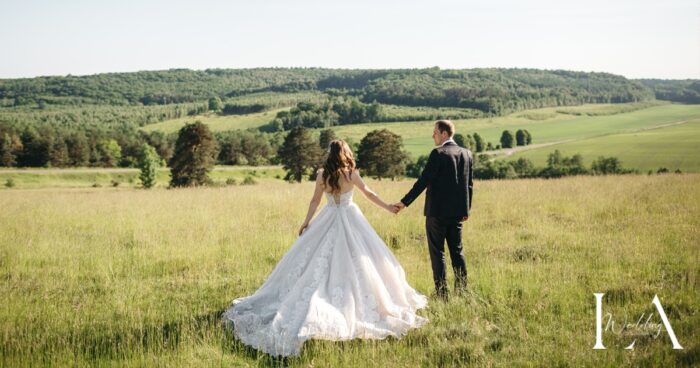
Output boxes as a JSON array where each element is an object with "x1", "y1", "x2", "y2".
[
  {"x1": 298, "y1": 222, "x2": 310, "y2": 236},
  {"x1": 384, "y1": 203, "x2": 399, "y2": 214}
]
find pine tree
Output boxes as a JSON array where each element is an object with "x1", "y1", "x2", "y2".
[
  {"x1": 278, "y1": 126, "x2": 323, "y2": 182},
  {"x1": 473, "y1": 133, "x2": 485, "y2": 152},
  {"x1": 169, "y1": 121, "x2": 217, "y2": 187},
  {"x1": 500, "y1": 130, "x2": 515, "y2": 149},
  {"x1": 515, "y1": 129, "x2": 526, "y2": 146}
]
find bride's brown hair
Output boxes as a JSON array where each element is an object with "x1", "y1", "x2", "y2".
[{"x1": 322, "y1": 140, "x2": 356, "y2": 193}]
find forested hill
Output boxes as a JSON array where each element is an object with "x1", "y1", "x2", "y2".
[
  {"x1": 0, "y1": 67, "x2": 662, "y2": 115},
  {"x1": 637, "y1": 79, "x2": 700, "y2": 104}
]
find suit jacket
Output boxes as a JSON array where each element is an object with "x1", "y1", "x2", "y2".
[{"x1": 400, "y1": 141, "x2": 473, "y2": 217}]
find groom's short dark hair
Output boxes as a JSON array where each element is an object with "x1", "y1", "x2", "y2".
[{"x1": 434, "y1": 120, "x2": 455, "y2": 137}]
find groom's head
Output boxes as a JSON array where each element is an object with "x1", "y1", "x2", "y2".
[{"x1": 433, "y1": 120, "x2": 455, "y2": 146}]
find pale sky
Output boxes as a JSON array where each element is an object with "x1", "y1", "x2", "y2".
[{"x1": 1, "y1": 0, "x2": 698, "y2": 79}]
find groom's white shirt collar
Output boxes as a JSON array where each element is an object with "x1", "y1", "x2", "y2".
[{"x1": 441, "y1": 138, "x2": 456, "y2": 146}]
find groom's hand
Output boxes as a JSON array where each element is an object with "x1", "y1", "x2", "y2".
[
  {"x1": 392, "y1": 202, "x2": 406, "y2": 213},
  {"x1": 460, "y1": 216, "x2": 469, "y2": 222}
]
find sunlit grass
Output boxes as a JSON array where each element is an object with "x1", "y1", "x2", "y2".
[
  {"x1": 1, "y1": 174, "x2": 698, "y2": 366},
  {"x1": 498, "y1": 119, "x2": 700, "y2": 172},
  {"x1": 0, "y1": 166, "x2": 285, "y2": 189}
]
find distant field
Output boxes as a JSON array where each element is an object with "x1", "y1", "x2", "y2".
[
  {"x1": 140, "y1": 103, "x2": 700, "y2": 161},
  {"x1": 0, "y1": 166, "x2": 285, "y2": 189},
  {"x1": 327, "y1": 103, "x2": 700, "y2": 161},
  {"x1": 26, "y1": 102, "x2": 700, "y2": 179},
  {"x1": 496, "y1": 119, "x2": 700, "y2": 173},
  {"x1": 142, "y1": 104, "x2": 482, "y2": 135},
  {"x1": 139, "y1": 108, "x2": 289, "y2": 134}
]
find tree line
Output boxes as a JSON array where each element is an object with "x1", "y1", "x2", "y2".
[
  {"x1": 638, "y1": 79, "x2": 700, "y2": 104},
  {"x1": 3, "y1": 67, "x2": 677, "y2": 113},
  {"x1": 161, "y1": 121, "x2": 643, "y2": 189}
]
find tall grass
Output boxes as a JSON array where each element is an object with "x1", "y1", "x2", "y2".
[{"x1": 1, "y1": 174, "x2": 698, "y2": 366}]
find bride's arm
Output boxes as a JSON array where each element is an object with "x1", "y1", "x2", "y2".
[
  {"x1": 351, "y1": 169, "x2": 398, "y2": 214},
  {"x1": 298, "y1": 170, "x2": 325, "y2": 235}
]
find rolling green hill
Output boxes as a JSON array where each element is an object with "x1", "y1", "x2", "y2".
[
  {"x1": 1, "y1": 67, "x2": 698, "y2": 174},
  {"x1": 494, "y1": 118, "x2": 700, "y2": 173},
  {"x1": 324, "y1": 103, "x2": 700, "y2": 164}
]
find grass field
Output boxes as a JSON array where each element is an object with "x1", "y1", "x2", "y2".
[
  {"x1": 496, "y1": 119, "x2": 700, "y2": 173},
  {"x1": 328, "y1": 103, "x2": 700, "y2": 159},
  {"x1": 139, "y1": 109, "x2": 290, "y2": 134},
  {"x1": 137, "y1": 102, "x2": 700, "y2": 173},
  {"x1": 0, "y1": 166, "x2": 285, "y2": 189},
  {"x1": 1, "y1": 175, "x2": 698, "y2": 367}
]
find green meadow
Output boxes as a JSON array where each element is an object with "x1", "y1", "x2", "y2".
[
  {"x1": 328, "y1": 102, "x2": 700, "y2": 161},
  {"x1": 497, "y1": 118, "x2": 700, "y2": 173},
  {"x1": 1, "y1": 175, "x2": 698, "y2": 366},
  {"x1": 0, "y1": 166, "x2": 285, "y2": 189},
  {"x1": 143, "y1": 102, "x2": 700, "y2": 173},
  {"x1": 140, "y1": 108, "x2": 289, "y2": 134}
]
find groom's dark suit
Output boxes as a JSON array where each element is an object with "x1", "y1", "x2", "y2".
[{"x1": 400, "y1": 140, "x2": 473, "y2": 299}]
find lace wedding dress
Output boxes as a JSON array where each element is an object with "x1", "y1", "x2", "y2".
[{"x1": 222, "y1": 189, "x2": 429, "y2": 357}]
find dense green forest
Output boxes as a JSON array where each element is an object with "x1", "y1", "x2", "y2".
[
  {"x1": 637, "y1": 79, "x2": 700, "y2": 104},
  {"x1": 0, "y1": 67, "x2": 697, "y2": 169},
  {"x1": 1, "y1": 67, "x2": 661, "y2": 111}
]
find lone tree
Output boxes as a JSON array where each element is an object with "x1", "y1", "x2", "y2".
[
  {"x1": 278, "y1": 126, "x2": 323, "y2": 182},
  {"x1": 138, "y1": 143, "x2": 161, "y2": 189},
  {"x1": 515, "y1": 129, "x2": 527, "y2": 146},
  {"x1": 357, "y1": 129, "x2": 407, "y2": 180},
  {"x1": 500, "y1": 130, "x2": 515, "y2": 149},
  {"x1": 168, "y1": 121, "x2": 217, "y2": 187}
]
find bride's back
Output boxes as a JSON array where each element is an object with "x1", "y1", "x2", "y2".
[{"x1": 321, "y1": 168, "x2": 354, "y2": 195}]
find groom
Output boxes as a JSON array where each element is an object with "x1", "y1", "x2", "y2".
[{"x1": 394, "y1": 120, "x2": 474, "y2": 301}]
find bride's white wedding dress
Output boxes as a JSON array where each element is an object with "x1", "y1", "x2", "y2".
[{"x1": 222, "y1": 189, "x2": 429, "y2": 357}]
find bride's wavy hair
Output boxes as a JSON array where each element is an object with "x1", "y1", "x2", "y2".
[{"x1": 322, "y1": 140, "x2": 356, "y2": 193}]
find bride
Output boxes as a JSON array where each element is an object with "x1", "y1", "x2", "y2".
[{"x1": 222, "y1": 139, "x2": 429, "y2": 357}]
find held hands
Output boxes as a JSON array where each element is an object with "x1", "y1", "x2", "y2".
[
  {"x1": 385, "y1": 203, "x2": 400, "y2": 214},
  {"x1": 390, "y1": 202, "x2": 406, "y2": 214},
  {"x1": 386, "y1": 201, "x2": 469, "y2": 221}
]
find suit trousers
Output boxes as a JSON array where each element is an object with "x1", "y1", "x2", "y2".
[{"x1": 425, "y1": 216, "x2": 468, "y2": 298}]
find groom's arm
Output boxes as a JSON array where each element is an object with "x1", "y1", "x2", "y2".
[{"x1": 401, "y1": 149, "x2": 440, "y2": 207}]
